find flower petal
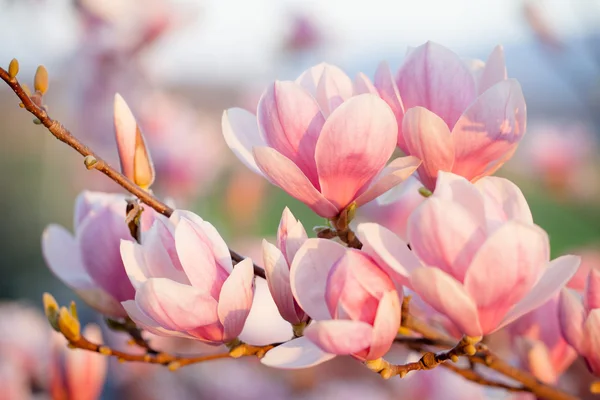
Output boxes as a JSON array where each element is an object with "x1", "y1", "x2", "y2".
[
  {"x1": 582, "y1": 309, "x2": 600, "y2": 375},
  {"x1": 558, "y1": 289, "x2": 586, "y2": 353},
  {"x1": 354, "y1": 72, "x2": 377, "y2": 95},
  {"x1": 304, "y1": 320, "x2": 373, "y2": 355},
  {"x1": 316, "y1": 65, "x2": 354, "y2": 116},
  {"x1": 218, "y1": 258, "x2": 255, "y2": 341},
  {"x1": 354, "y1": 156, "x2": 421, "y2": 207},
  {"x1": 499, "y1": 255, "x2": 581, "y2": 330},
  {"x1": 585, "y1": 268, "x2": 600, "y2": 312},
  {"x1": 263, "y1": 240, "x2": 303, "y2": 324},
  {"x1": 433, "y1": 172, "x2": 487, "y2": 226},
  {"x1": 464, "y1": 221, "x2": 549, "y2": 334},
  {"x1": 257, "y1": 81, "x2": 324, "y2": 184},
  {"x1": 253, "y1": 147, "x2": 338, "y2": 218},
  {"x1": 42, "y1": 225, "x2": 93, "y2": 289},
  {"x1": 290, "y1": 239, "x2": 347, "y2": 321},
  {"x1": 122, "y1": 300, "x2": 189, "y2": 338},
  {"x1": 410, "y1": 267, "x2": 482, "y2": 337},
  {"x1": 278, "y1": 207, "x2": 308, "y2": 263},
  {"x1": 402, "y1": 107, "x2": 454, "y2": 190},
  {"x1": 222, "y1": 108, "x2": 265, "y2": 175},
  {"x1": 315, "y1": 94, "x2": 397, "y2": 210},
  {"x1": 374, "y1": 61, "x2": 406, "y2": 151},
  {"x1": 366, "y1": 291, "x2": 402, "y2": 360},
  {"x1": 478, "y1": 45, "x2": 507, "y2": 95},
  {"x1": 396, "y1": 41, "x2": 477, "y2": 130},
  {"x1": 261, "y1": 337, "x2": 336, "y2": 369},
  {"x1": 120, "y1": 240, "x2": 148, "y2": 289},
  {"x1": 475, "y1": 176, "x2": 533, "y2": 225},
  {"x1": 451, "y1": 79, "x2": 526, "y2": 181}
]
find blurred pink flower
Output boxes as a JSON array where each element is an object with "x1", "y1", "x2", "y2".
[
  {"x1": 357, "y1": 172, "x2": 580, "y2": 337},
  {"x1": 121, "y1": 210, "x2": 255, "y2": 344},
  {"x1": 283, "y1": 13, "x2": 322, "y2": 54},
  {"x1": 42, "y1": 191, "x2": 156, "y2": 317},
  {"x1": 559, "y1": 265, "x2": 600, "y2": 376},
  {"x1": 373, "y1": 42, "x2": 526, "y2": 189},
  {"x1": 262, "y1": 208, "x2": 309, "y2": 325},
  {"x1": 223, "y1": 63, "x2": 420, "y2": 218},
  {"x1": 263, "y1": 239, "x2": 401, "y2": 368},
  {"x1": 50, "y1": 324, "x2": 108, "y2": 400}
]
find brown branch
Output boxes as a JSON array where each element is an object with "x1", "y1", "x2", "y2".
[
  {"x1": 399, "y1": 297, "x2": 579, "y2": 400},
  {"x1": 439, "y1": 362, "x2": 528, "y2": 393},
  {"x1": 0, "y1": 64, "x2": 265, "y2": 279}
]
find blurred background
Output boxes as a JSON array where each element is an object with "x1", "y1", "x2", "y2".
[{"x1": 1, "y1": 0, "x2": 600, "y2": 398}]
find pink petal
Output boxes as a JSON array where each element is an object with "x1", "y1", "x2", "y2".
[
  {"x1": 585, "y1": 268, "x2": 600, "y2": 312},
  {"x1": 136, "y1": 278, "x2": 219, "y2": 332},
  {"x1": 196, "y1": 219, "x2": 234, "y2": 273},
  {"x1": 451, "y1": 79, "x2": 526, "y2": 181},
  {"x1": 517, "y1": 338, "x2": 557, "y2": 384},
  {"x1": 354, "y1": 156, "x2": 421, "y2": 207},
  {"x1": 42, "y1": 225, "x2": 93, "y2": 290},
  {"x1": 65, "y1": 324, "x2": 107, "y2": 400},
  {"x1": 253, "y1": 147, "x2": 338, "y2": 218},
  {"x1": 74, "y1": 191, "x2": 126, "y2": 228},
  {"x1": 478, "y1": 45, "x2": 507, "y2": 95},
  {"x1": 304, "y1": 320, "x2": 373, "y2": 355},
  {"x1": 356, "y1": 222, "x2": 422, "y2": 288},
  {"x1": 402, "y1": 107, "x2": 455, "y2": 190},
  {"x1": 222, "y1": 108, "x2": 265, "y2": 175},
  {"x1": 396, "y1": 41, "x2": 477, "y2": 130},
  {"x1": 278, "y1": 207, "x2": 308, "y2": 263},
  {"x1": 261, "y1": 337, "x2": 336, "y2": 369},
  {"x1": 295, "y1": 63, "x2": 328, "y2": 97},
  {"x1": 218, "y1": 258, "x2": 255, "y2": 341},
  {"x1": 142, "y1": 220, "x2": 187, "y2": 277},
  {"x1": 432, "y1": 172, "x2": 487, "y2": 226},
  {"x1": 257, "y1": 81, "x2": 324, "y2": 184},
  {"x1": 78, "y1": 208, "x2": 135, "y2": 302},
  {"x1": 366, "y1": 291, "x2": 402, "y2": 360},
  {"x1": 410, "y1": 267, "x2": 482, "y2": 337},
  {"x1": 122, "y1": 300, "x2": 189, "y2": 338},
  {"x1": 354, "y1": 72, "x2": 377, "y2": 95},
  {"x1": 175, "y1": 218, "x2": 227, "y2": 298},
  {"x1": 582, "y1": 310, "x2": 600, "y2": 375},
  {"x1": 374, "y1": 61, "x2": 406, "y2": 151},
  {"x1": 290, "y1": 239, "x2": 347, "y2": 321},
  {"x1": 558, "y1": 289, "x2": 585, "y2": 353},
  {"x1": 120, "y1": 240, "x2": 148, "y2": 289},
  {"x1": 464, "y1": 221, "x2": 550, "y2": 334},
  {"x1": 408, "y1": 197, "x2": 487, "y2": 282},
  {"x1": 263, "y1": 240, "x2": 303, "y2": 324},
  {"x1": 315, "y1": 94, "x2": 397, "y2": 210},
  {"x1": 499, "y1": 255, "x2": 581, "y2": 330},
  {"x1": 475, "y1": 176, "x2": 533, "y2": 225},
  {"x1": 316, "y1": 65, "x2": 354, "y2": 116},
  {"x1": 75, "y1": 288, "x2": 127, "y2": 318}
]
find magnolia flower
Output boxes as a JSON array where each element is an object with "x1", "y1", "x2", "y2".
[
  {"x1": 114, "y1": 93, "x2": 155, "y2": 190},
  {"x1": 559, "y1": 266, "x2": 600, "y2": 376},
  {"x1": 42, "y1": 191, "x2": 155, "y2": 317},
  {"x1": 373, "y1": 42, "x2": 526, "y2": 189},
  {"x1": 262, "y1": 208, "x2": 309, "y2": 325},
  {"x1": 508, "y1": 296, "x2": 577, "y2": 384},
  {"x1": 50, "y1": 325, "x2": 107, "y2": 400},
  {"x1": 357, "y1": 172, "x2": 580, "y2": 337},
  {"x1": 120, "y1": 210, "x2": 255, "y2": 344},
  {"x1": 223, "y1": 63, "x2": 420, "y2": 218},
  {"x1": 262, "y1": 239, "x2": 401, "y2": 369}
]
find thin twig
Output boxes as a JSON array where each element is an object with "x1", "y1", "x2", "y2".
[{"x1": 0, "y1": 65, "x2": 266, "y2": 279}]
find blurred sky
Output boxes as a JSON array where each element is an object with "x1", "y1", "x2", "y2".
[{"x1": 1, "y1": 0, "x2": 599, "y2": 83}]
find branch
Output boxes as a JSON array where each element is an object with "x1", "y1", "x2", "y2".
[{"x1": 0, "y1": 63, "x2": 265, "y2": 279}]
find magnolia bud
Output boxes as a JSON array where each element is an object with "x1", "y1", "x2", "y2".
[
  {"x1": 43, "y1": 292, "x2": 60, "y2": 331},
  {"x1": 58, "y1": 306, "x2": 81, "y2": 342},
  {"x1": 8, "y1": 59, "x2": 19, "y2": 80},
  {"x1": 34, "y1": 65, "x2": 49, "y2": 95}
]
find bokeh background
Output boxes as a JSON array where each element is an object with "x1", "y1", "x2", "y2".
[{"x1": 1, "y1": 0, "x2": 600, "y2": 398}]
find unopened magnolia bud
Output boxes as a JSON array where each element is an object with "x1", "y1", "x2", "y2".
[
  {"x1": 418, "y1": 187, "x2": 433, "y2": 198},
  {"x1": 43, "y1": 292, "x2": 60, "y2": 332},
  {"x1": 84, "y1": 155, "x2": 98, "y2": 170},
  {"x1": 58, "y1": 306, "x2": 81, "y2": 342},
  {"x1": 8, "y1": 59, "x2": 19, "y2": 80},
  {"x1": 34, "y1": 65, "x2": 49, "y2": 94},
  {"x1": 69, "y1": 301, "x2": 78, "y2": 320}
]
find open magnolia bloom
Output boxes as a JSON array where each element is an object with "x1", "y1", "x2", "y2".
[
  {"x1": 559, "y1": 266, "x2": 600, "y2": 376},
  {"x1": 223, "y1": 63, "x2": 420, "y2": 218},
  {"x1": 262, "y1": 208, "x2": 309, "y2": 325},
  {"x1": 262, "y1": 239, "x2": 401, "y2": 369},
  {"x1": 120, "y1": 210, "x2": 255, "y2": 344},
  {"x1": 372, "y1": 42, "x2": 525, "y2": 190},
  {"x1": 42, "y1": 191, "x2": 156, "y2": 318},
  {"x1": 357, "y1": 172, "x2": 580, "y2": 338}
]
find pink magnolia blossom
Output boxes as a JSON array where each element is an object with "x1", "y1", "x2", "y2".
[
  {"x1": 508, "y1": 296, "x2": 577, "y2": 384},
  {"x1": 262, "y1": 208, "x2": 309, "y2": 325},
  {"x1": 357, "y1": 172, "x2": 580, "y2": 338},
  {"x1": 223, "y1": 63, "x2": 420, "y2": 218},
  {"x1": 559, "y1": 266, "x2": 600, "y2": 376},
  {"x1": 50, "y1": 324, "x2": 107, "y2": 400},
  {"x1": 120, "y1": 210, "x2": 255, "y2": 344},
  {"x1": 373, "y1": 42, "x2": 526, "y2": 189},
  {"x1": 262, "y1": 239, "x2": 401, "y2": 369},
  {"x1": 42, "y1": 191, "x2": 156, "y2": 317}
]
